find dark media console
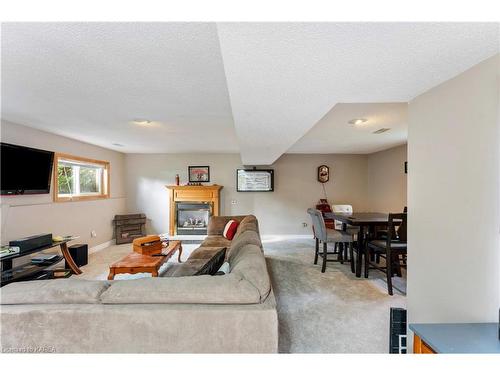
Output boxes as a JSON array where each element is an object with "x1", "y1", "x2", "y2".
[
  {"x1": 9, "y1": 233, "x2": 53, "y2": 253},
  {"x1": 1, "y1": 235, "x2": 84, "y2": 286}
]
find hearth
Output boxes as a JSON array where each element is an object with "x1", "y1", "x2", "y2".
[{"x1": 176, "y1": 202, "x2": 211, "y2": 235}]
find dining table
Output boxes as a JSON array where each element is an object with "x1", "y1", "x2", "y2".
[{"x1": 324, "y1": 212, "x2": 401, "y2": 278}]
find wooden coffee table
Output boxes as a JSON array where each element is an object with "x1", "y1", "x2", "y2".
[{"x1": 107, "y1": 240, "x2": 182, "y2": 280}]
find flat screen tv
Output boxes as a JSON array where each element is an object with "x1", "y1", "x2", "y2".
[
  {"x1": 236, "y1": 169, "x2": 274, "y2": 192},
  {"x1": 1, "y1": 142, "x2": 55, "y2": 195}
]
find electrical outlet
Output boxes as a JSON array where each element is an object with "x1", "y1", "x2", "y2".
[
  {"x1": 231, "y1": 200, "x2": 237, "y2": 205},
  {"x1": 91, "y1": 230, "x2": 97, "y2": 238},
  {"x1": 302, "y1": 222, "x2": 308, "y2": 227}
]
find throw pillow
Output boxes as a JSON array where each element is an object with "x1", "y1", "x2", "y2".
[
  {"x1": 223, "y1": 219, "x2": 239, "y2": 240},
  {"x1": 214, "y1": 261, "x2": 231, "y2": 276},
  {"x1": 194, "y1": 248, "x2": 226, "y2": 276}
]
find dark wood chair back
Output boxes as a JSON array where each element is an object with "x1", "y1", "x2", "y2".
[{"x1": 387, "y1": 212, "x2": 407, "y2": 244}]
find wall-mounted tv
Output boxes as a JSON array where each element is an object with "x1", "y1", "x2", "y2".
[
  {"x1": 237, "y1": 169, "x2": 274, "y2": 192},
  {"x1": 1, "y1": 142, "x2": 55, "y2": 195}
]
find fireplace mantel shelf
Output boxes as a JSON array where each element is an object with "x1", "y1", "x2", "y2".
[
  {"x1": 166, "y1": 185, "x2": 223, "y2": 236},
  {"x1": 166, "y1": 185, "x2": 223, "y2": 191}
]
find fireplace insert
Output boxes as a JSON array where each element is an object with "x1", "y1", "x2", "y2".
[{"x1": 176, "y1": 202, "x2": 211, "y2": 235}]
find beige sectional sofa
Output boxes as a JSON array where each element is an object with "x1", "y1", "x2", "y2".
[{"x1": 0, "y1": 215, "x2": 278, "y2": 353}]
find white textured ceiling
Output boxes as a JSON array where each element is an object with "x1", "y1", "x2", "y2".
[
  {"x1": 1, "y1": 22, "x2": 239, "y2": 153},
  {"x1": 2, "y1": 23, "x2": 499, "y2": 163},
  {"x1": 217, "y1": 22, "x2": 499, "y2": 164},
  {"x1": 288, "y1": 103, "x2": 407, "y2": 154}
]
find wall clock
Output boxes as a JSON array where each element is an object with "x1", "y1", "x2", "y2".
[{"x1": 317, "y1": 165, "x2": 330, "y2": 183}]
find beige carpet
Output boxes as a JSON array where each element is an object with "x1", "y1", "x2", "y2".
[
  {"x1": 76, "y1": 237, "x2": 406, "y2": 353},
  {"x1": 262, "y1": 236, "x2": 406, "y2": 353}
]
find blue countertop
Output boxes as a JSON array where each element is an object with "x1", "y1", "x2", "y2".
[{"x1": 409, "y1": 323, "x2": 500, "y2": 353}]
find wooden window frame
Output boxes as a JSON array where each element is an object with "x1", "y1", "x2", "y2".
[{"x1": 53, "y1": 153, "x2": 110, "y2": 202}]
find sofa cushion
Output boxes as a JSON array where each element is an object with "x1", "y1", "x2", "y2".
[
  {"x1": 194, "y1": 248, "x2": 226, "y2": 276},
  {"x1": 161, "y1": 259, "x2": 208, "y2": 277},
  {"x1": 0, "y1": 279, "x2": 110, "y2": 305},
  {"x1": 233, "y1": 215, "x2": 259, "y2": 241},
  {"x1": 216, "y1": 262, "x2": 231, "y2": 275},
  {"x1": 207, "y1": 216, "x2": 247, "y2": 236},
  {"x1": 230, "y1": 244, "x2": 271, "y2": 302},
  {"x1": 200, "y1": 235, "x2": 231, "y2": 248},
  {"x1": 188, "y1": 246, "x2": 225, "y2": 260},
  {"x1": 100, "y1": 274, "x2": 261, "y2": 304},
  {"x1": 227, "y1": 230, "x2": 262, "y2": 260}
]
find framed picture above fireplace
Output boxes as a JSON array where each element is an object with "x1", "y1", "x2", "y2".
[
  {"x1": 237, "y1": 169, "x2": 274, "y2": 192},
  {"x1": 188, "y1": 166, "x2": 210, "y2": 183}
]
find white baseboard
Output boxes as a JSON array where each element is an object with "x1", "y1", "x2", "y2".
[
  {"x1": 261, "y1": 234, "x2": 313, "y2": 240},
  {"x1": 89, "y1": 239, "x2": 114, "y2": 254},
  {"x1": 169, "y1": 235, "x2": 207, "y2": 241},
  {"x1": 157, "y1": 233, "x2": 208, "y2": 241}
]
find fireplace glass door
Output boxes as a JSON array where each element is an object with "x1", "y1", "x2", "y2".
[{"x1": 176, "y1": 202, "x2": 211, "y2": 235}]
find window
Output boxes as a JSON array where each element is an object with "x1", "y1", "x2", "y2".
[{"x1": 54, "y1": 153, "x2": 110, "y2": 202}]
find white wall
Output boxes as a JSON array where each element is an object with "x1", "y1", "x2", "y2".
[
  {"x1": 408, "y1": 54, "x2": 500, "y2": 326},
  {"x1": 367, "y1": 144, "x2": 407, "y2": 213},
  {"x1": 125, "y1": 153, "x2": 370, "y2": 235},
  {"x1": 0, "y1": 120, "x2": 127, "y2": 250}
]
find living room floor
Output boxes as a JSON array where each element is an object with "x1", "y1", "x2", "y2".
[{"x1": 76, "y1": 237, "x2": 406, "y2": 353}]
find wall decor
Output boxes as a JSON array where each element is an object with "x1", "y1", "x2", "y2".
[
  {"x1": 188, "y1": 166, "x2": 210, "y2": 183},
  {"x1": 237, "y1": 169, "x2": 274, "y2": 192},
  {"x1": 317, "y1": 165, "x2": 330, "y2": 183}
]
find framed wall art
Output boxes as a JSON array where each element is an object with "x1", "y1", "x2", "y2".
[
  {"x1": 188, "y1": 166, "x2": 210, "y2": 183},
  {"x1": 317, "y1": 165, "x2": 330, "y2": 183}
]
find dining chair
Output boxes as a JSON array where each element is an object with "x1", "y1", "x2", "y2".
[
  {"x1": 366, "y1": 212, "x2": 407, "y2": 295},
  {"x1": 375, "y1": 206, "x2": 407, "y2": 239},
  {"x1": 373, "y1": 206, "x2": 407, "y2": 264},
  {"x1": 331, "y1": 204, "x2": 360, "y2": 235},
  {"x1": 332, "y1": 204, "x2": 351, "y2": 229},
  {"x1": 307, "y1": 208, "x2": 355, "y2": 273},
  {"x1": 316, "y1": 199, "x2": 335, "y2": 229}
]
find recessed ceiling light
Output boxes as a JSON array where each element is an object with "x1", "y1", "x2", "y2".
[
  {"x1": 112, "y1": 143, "x2": 124, "y2": 147},
  {"x1": 372, "y1": 128, "x2": 391, "y2": 134},
  {"x1": 133, "y1": 119, "x2": 152, "y2": 126},
  {"x1": 348, "y1": 118, "x2": 368, "y2": 125}
]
